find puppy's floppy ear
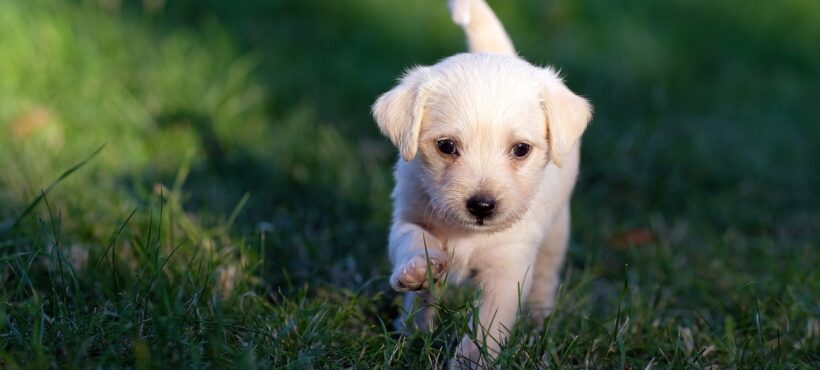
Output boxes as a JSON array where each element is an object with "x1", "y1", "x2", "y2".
[
  {"x1": 372, "y1": 66, "x2": 432, "y2": 161},
  {"x1": 540, "y1": 69, "x2": 592, "y2": 167}
]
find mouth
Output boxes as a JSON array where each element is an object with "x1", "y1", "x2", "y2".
[
  {"x1": 474, "y1": 216, "x2": 492, "y2": 226},
  {"x1": 467, "y1": 216, "x2": 509, "y2": 233}
]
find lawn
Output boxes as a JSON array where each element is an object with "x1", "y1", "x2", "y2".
[{"x1": 1, "y1": 0, "x2": 818, "y2": 368}]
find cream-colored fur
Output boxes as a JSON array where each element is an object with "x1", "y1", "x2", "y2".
[{"x1": 372, "y1": 0, "x2": 592, "y2": 367}]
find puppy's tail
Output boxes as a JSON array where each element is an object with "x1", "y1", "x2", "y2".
[{"x1": 447, "y1": 0, "x2": 515, "y2": 56}]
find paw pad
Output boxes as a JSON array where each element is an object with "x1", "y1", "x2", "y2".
[{"x1": 390, "y1": 255, "x2": 448, "y2": 291}]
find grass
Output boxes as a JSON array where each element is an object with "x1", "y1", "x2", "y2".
[{"x1": 1, "y1": 0, "x2": 818, "y2": 368}]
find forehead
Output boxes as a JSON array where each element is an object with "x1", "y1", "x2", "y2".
[{"x1": 422, "y1": 57, "x2": 545, "y2": 142}]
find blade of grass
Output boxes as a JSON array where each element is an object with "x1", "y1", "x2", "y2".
[
  {"x1": 0, "y1": 144, "x2": 106, "y2": 235},
  {"x1": 91, "y1": 208, "x2": 138, "y2": 283}
]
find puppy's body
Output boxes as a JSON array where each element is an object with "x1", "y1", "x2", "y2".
[{"x1": 373, "y1": 0, "x2": 591, "y2": 366}]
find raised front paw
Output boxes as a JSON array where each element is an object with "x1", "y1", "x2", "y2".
[{"x1": 390, "y1": 254, "x2": 448, "y2": 292}]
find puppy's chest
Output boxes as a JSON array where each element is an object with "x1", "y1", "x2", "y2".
[{"x1": 440, "y1": 232, "x2": 539, "y2": 283}]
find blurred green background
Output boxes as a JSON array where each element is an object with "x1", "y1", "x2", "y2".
[{"x1": 1, "y1": 0, "x2": 818, "y2": 367}]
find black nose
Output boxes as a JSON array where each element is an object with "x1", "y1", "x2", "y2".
[{"x1": 467, "y1": 195, "x2": 496, "y2": 219}]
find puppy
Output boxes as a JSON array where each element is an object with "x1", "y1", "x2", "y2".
[{"x1": 372, "y1": 0, "x2": 592, "y2": 366}]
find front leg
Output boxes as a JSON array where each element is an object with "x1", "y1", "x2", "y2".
[
  {"x1": 397, "y1": 291, "x2": 438, "y2": 333},
  {"x1": 389, "y1": 222, "x2": 448, "y2": 331},
  {"x1": 388, "y1": 222, "x2": 448, "y2": 291},
  {"x1": 454, "y1": 259, "x2": 533, "y2": 368},
  {"x1": 527, "y1": 205, "x2": 570, "y2": 324}
]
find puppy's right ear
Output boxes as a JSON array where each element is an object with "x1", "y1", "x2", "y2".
[{"x1": 372, "y1": 66, "x2": 432, "y2": 161}]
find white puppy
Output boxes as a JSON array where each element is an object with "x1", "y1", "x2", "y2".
[{"x1": 372, "y1": 0, "x2": 592, "y2": 366}]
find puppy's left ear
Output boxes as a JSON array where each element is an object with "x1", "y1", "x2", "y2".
[
  {"x1": 540, "y1": 69, "x2": 592, "y2": 167},
  {"x1": 372, "y1": 66, "x2": 433, "y2": 161}
]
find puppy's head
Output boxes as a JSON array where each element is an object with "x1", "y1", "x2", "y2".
[{"x1": 373, "y1": 54, "x2": 591, "y2": 232}]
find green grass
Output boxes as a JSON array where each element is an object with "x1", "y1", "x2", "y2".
[{"x1": 1, "y1": 0, "x2": 818, "y2": 368}]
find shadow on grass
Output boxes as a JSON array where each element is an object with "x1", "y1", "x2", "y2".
[{"x1": 133, "y1": 106, "x2": 391, "y2": 289}]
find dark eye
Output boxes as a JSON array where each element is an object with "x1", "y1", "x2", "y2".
[
  {"x1": 511, "y1": 143, "x2": 531, "y2": 158},
  {"x1": 436, "y1": 139, "x2": 458, "y2": 155}
]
